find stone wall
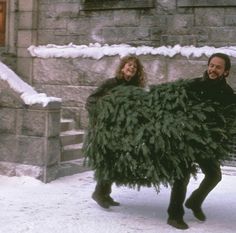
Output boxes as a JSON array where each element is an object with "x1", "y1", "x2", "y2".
[
  {"x1": 0, "y1": 79, "x2": 61, "y2": 182},
  {"x1": 3, "y1": 0, "x2": 236, "y2": 86},
  {"x1": 2, "y1": 0, "x2": 236, "y2": 171},
  {"x1": 36, "y1": 0, "x2": 236, "y2": 47}
]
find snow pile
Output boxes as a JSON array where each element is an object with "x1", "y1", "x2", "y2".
[
  {"x1": 0, "y1": 62, "x2": 61, "y2": 107},
  {"x1": 28, "y1": 43, "x2": 236, "y2": 60}
]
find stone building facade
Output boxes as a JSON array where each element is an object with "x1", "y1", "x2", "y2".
[
  {"x1": 1, "y1": 0, "x2": 236, "y2": 167},
  {"x1": 2, "y1": 0, "x2": 236, "y2": 85}
]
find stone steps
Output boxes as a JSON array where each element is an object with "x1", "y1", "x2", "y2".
[
  {"x1": 57, "y1": 158, "x2": 89, "y2": 178},
  {"x1": 60, "y1": 130, "x2": 84, "y2": 146},
  {"x1": 57, "y1": 118, "x2": 90, "y2": 178},
  {"x1": 60, "y1": 118, "x2": 84, "y2": 162},
  {"x1": 60, "y1": 118, "x2": 75, "y2": 132},
  {"x1": 61, "y1": 143, "x2": 84, "y2": 161}
]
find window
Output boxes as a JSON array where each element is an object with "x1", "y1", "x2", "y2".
[{"x1": 83, "y1": 0, "x2": 155, "y2": 10}]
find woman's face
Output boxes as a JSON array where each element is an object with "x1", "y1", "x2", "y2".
[
  {"x1": 121, "y1": 60, "x2": 137, "y2": 81},
  {"x1": 207, "y1": 57, "x2": 229, "y2": 79}
]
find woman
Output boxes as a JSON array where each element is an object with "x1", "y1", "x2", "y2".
[{"x1": 85, "y1": 55, "x2": 147, "y2": 209}]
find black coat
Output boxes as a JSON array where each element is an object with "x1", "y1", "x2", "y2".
[
  {"x1": 188, "y1": 71, "x2": 236, "y2": 105},
  {"x1": 85, "y1": 77, "x2": 140, "y2": 114}
]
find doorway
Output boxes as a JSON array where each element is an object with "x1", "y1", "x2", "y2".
[{"x1": 0, "y1": 1, "x2": 6, "y2": 46}]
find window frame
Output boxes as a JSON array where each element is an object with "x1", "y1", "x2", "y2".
[
  {"x1": 83, "y1": 0, "x2": 155, "y2": 11},
  {"x1": 178, "y1": 0, "x2": 236, "y2": 7}
]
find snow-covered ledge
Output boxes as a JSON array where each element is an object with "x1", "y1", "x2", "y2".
[
  {"x1": 0, "y1": 62, "x2": 62, "y2": 183},
  {"x1": 0, "y1": 62, "x2": 61, "y2": 106},
  {"x1": 28, "y1": 43, "x2": 236, "y2": 59}
]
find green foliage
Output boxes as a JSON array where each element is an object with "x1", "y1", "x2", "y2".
[{"x1": 83, "y1": 80, "x2": 236, "y2": 188}]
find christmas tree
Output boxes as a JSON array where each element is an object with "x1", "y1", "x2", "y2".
[{"x1": 83, "y1": 79, "x2": 236, "y2": 188}]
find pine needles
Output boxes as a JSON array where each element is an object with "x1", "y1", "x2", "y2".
[{"x1": 83, "y1": 79, "x2": 236, "y2": 188}]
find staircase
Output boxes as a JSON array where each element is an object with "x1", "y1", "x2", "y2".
[{"x1": 57, "y1": 118, "x2": 90, "y2": 178}]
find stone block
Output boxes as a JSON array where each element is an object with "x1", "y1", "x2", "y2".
[
  {"x1": 41, "y1": 3, "x2": 80, "y2": 18},
  {"x1": 102, "y1": 27, "x2": 150, "y2": 44},
  {"x1": 210, "y1": 28, "x2": 236, "y2": 43},
  {"x1": 0, "y1": 80, "x2": 25, "y2": 107},
  {"x1": 72, "y1": 57, "x2": 119, "y2": 85},
  {"x1": 9, "y1": 0, "x2": 17, "y2": 12},
  {"x1": 158, "y1": 0, "x2": 177, "y2": 11},
  {"x1": 36, "y1": 101, "x2": 61, "y2": 110},
  {"x1": 79, "y1": 107, "x2": 89, "y2": 129},
  {"x1": 0, "y1": 135, "x2": 18, "y2": 161},
  {"x1": 35, "y1": 84, "x2": 91, "y2": 108},
  {"x1": 47, "y1": 110, "x2": 61, "y2": 137},
  {"x1": 225, "y1": 8, "x2": 236, "y2": 15},
  {"x1": 140, "y1": 15, "x2": 167, "y2": 27},
  {"x1": 67, "y1": 19, "x2": 92, "y2": 35},
  {"x1": 113, "y1": 10, "x2": 139, "y2": 26},
  {"x1": 38, "y1": 16, "x2": 67, "y2": 30},
  {"x1": 17, "y1": 30, "x2": 34, "y2": 47},
  {"x1": 167, "y1": 58, "x2": 206, "y2": 81},
  {"x1": 225, "y1": 15, "x2": 236, "y2": 26},
  {"x1": 18, "y1": 12, "x2": 37, "y2": 29},
  {"x1": 17, "y1": 47, "x2": 32, "y2": 58},
  {"x1": 0, "y1": 108, "x2": 16, "y2": 134},
  {"x1": 37, "y1": 30, "x2": 56, "y2": 44},
  {"x1": 166, "y1": 15, "x2": 194, "y2": 34},
  {"x1": 19, "y1": 0, "x2": 34, "y2": 11},
  {"x1": 16, "y1": 58, "x2": 33, "y2": 84},
  {"x1": 195, "y1": 8, "x2": 224, "y2": 27},
  {"x1": 33, "y1": 58, "x2": 77, "y2": 85},
  {"x1": 43, "y1": 163, "x2": 59, "y2": 183},
  {"x1": 46, "y1": 138, "x2": 61, "y2": 165},
  {"x1": 54, "y1": 3, "x2": 80, "y2": 18},
  {"x1": 16, "y1": 105, "x2": 61, "y2": 137},
  {"x1": 17, "y1": 136, "x2": 45, "y2": 165},
  {"x1": 17, "y1": 109, "x2": 46, "y2": 136},
  {"x1": 142, "y1": 55, "x2": 167, "y2": 85},
  {"x1": 33, "y1": 57, "x2": 119, "y2": 86}
]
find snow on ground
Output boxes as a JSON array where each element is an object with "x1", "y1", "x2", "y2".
[{"x1": 0, "y1": 167, "x2": 235, "y2": 233}]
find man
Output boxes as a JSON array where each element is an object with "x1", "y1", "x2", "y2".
[{"x1": 167, "y1": 53, "x2": 236, "y2": 230}]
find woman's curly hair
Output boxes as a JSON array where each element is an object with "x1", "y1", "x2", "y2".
[{"x1": 115, "y1": 55, "x2": 147, "y2": 87}]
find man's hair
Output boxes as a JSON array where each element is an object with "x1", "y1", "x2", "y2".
[{"x1": 208, "y1": 53, "x2": 231, "y2": 71}]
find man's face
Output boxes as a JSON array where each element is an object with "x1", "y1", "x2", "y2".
[{"x1": 207, "y1": 57, "x2": 229, "y2": 80}]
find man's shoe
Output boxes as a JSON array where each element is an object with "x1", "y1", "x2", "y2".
[
  {"x1": 106, "y1": 196, "x2": 120, "y2": 206},
  {"x1": 167, "y1": 218, "x2": 189, "y2": 230},
  {"x1": 92, "y1": 192, "x2": 110, "y2": 209},
  {"x1": 185, "y1": 200, "x2": 206, "y2": 221}
]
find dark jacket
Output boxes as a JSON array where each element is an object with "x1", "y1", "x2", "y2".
[
  {"x1": 85, "y1": 77, "x2": 140, "y2": 114},
  {"x1": 188, "y1": 71, "x2": 236, "y2": 105}
]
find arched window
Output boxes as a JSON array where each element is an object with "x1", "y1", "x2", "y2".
[{"x1": 0, "y1": 1, "x2": 6, "y2": 46}]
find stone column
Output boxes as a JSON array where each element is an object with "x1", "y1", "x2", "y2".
[
  {"x1": 0, "y1": 88, "x2": 61, "y2": 182},
  {"x1": 16, "y1": 0, "x2": 38, "y2": 84}
]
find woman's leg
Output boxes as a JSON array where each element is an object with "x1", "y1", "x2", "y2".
[{"x1": 92, "y1": 181, "x2": 120, "y2": 208}]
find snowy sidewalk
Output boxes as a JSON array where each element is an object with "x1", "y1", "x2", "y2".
[{"x1": 0, "y1": 166, "x2": 235, "y2": 233}]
